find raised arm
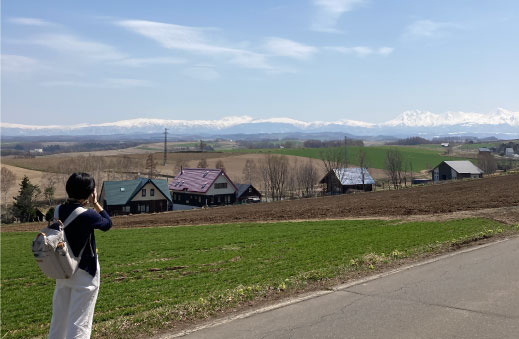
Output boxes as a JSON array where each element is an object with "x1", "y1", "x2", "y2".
[{"x1": 89, "y1": 187, "x2": 112, "y2": 231}]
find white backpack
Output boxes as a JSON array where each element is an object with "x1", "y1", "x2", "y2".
[{"x1": 32, "y1": 205, "x2": 88, "y2": 279}]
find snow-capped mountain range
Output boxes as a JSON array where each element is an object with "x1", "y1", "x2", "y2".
[{"x1": 2, "y1": 108, "x2": 518, "y2": 138}]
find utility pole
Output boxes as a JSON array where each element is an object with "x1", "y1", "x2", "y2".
[
  {"x1": 163, "y1": 128, "x2": 168, "y2": 166},
  {"x1": 344, "y1": 136, "x2": 348, "y2": 168}
]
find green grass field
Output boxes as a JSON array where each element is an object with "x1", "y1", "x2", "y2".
[
  {"x1": 225, "y1": 145, "x2": 471, "y2": 172},
  {"x1": 2, "y1": 218, "x2": 515, "y2": 338}
]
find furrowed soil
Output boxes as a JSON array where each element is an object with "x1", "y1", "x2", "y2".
[{"x1": 5, "y1": 174, "x2": 519, "y2": 232}]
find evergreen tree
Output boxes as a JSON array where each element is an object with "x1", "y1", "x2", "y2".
[{"x1": 12, "y1": 176, "x2": 40, "y2": 222}]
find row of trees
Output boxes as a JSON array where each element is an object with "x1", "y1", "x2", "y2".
[
  {"x1": 239, "y1": 143, "x2": 369, "y2": 200},
  {"x1": 255, "y1": 155, "x2": 319, "y2": 200},
  {"x1": 304, "y1": 139, "x2": 364, "y2": 148}
]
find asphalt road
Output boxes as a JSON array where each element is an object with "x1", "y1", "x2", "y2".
[{"x1": 165, "y1": 237, "x2": 519, "y2": 339}]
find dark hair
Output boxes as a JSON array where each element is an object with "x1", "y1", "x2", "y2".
[{"x1": 66, "y1": 172, "x2": 95, "y2": 200}]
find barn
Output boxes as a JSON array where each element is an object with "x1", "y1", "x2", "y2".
[
  {"x1": 169, "y1": 168, "x2": 237, "y2": 208},
  {"x1": 235, "y1": 183, "x2": 262, "y2": 203},
  {"x1": 320, "y1": 168, "x2": 375, "y2": 194},
  {"x1": 100, "y1": 177, "x2": 172, "y2": 216},
  {"x1": 432, "y1": 161, "x2": 483, "y2": 182}
]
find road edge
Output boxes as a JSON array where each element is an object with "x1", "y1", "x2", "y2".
[{"x1": 156, "y1": 236, "x2": 513, "y2": 338}]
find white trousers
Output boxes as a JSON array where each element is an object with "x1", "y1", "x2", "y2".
[{"x1": 49, "y1": 262, "x2": 100, "y2": 339}]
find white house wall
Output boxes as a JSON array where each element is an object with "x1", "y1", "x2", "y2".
[
  {"x1": 131, "y1": 182, "x2": 169, "y2": 202},
  {"x1": 206, "y1": 174, "x2": 236, "y2": 195}
]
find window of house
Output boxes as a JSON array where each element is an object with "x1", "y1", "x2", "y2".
[
  {"x1": 150, "y1": 189, "x2": 155, "y2": 196},
  {"x1": 142, "y1": 189, "x2": 146, "y2": 197},
  {"x1": 215, "y1": 183, "x2": 227, "y2": 189},
  {"x1": 123, "y1": 205, "x2": 130, "y2": 212}
]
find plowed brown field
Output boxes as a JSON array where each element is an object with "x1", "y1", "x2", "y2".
[{"x1": 4, "y1": 174, "x2": 518, "y2": 232}]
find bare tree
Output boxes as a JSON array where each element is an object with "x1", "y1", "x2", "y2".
[
  {"x1": 408, "y1": 160, "x2": 414, "y2": 186},
  {"x1": 242, "y1": 158, "x2": 257, "y2": 184},
  {"x1": 42, "y1": 173, "x2": 59, "y2": 206},
  {"x1": 319, "y1": 146, "x2": 348, "y2": 194},
  {"x1": 197, "y1": 158, "x2": 209, "y2": 168},
  {"x1": 287, "y1": 158, "x2": 299, "y2": 199},
  {"x1": 199, "y1": 140, "x2": 207, "y2": 152},
  {"x1": 319, "y1": 147, "x2": 348, "y2": 175},
  {"x1": 385, "y1": 148, "x2": 404, "y2": 189},
  {"x1": 215, "y1": 159, "x2": 226, "y2": 172},
  {"x1": 296, "y1": 159, "x2": 318, "y2": 198},
  {"x1": 357, "y1": 147, "x2": 368, "y2": 191},
  {"x1": 259, "y1": 154, "x2": 289, "y2": 201},
  {"x1": 174, "y1": 154, "x2": 190, "y2": 173},
  {"x1": 1, "y1": 167, "x2": 16, "y2": 208},
  {"x1": 478, "y1": 153, "x2": 497, "y2": 174},
  {"x1": 145, "y1": 153, "x2": 157, "y2": 178}
]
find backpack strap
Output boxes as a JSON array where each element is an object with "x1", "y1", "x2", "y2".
[
  {"x1": 53, "y1": 204, "x2": 88, "y2": 228},
  {"x1": 62, "y1": 206, "x2": 88, "y2": 228},
  {"x1": 55, "y1": 204, "x2": 92, "y2": 258},
  {"x1": 53, "y1": 205, "x2": 60, "y2": 221}
]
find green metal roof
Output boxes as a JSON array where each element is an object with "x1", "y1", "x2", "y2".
[{"x1": 102, "y1": 178, "x2": 172, "y2": 205}]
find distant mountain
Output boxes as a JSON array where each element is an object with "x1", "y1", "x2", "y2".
[
  {"x1": 2, "y1": 108, "x2": 518, "y2": 139},
  {"x1": 383, "y1": 108, "x2": 519, "y2": 127}
]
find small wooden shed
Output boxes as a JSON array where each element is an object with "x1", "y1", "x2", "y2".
[{"x1": 320, "y1": 168, "x2": 375, "y2": 194}]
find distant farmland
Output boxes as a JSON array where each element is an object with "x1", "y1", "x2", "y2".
[{"x1": 225, "y1": 145, "x2": 472, "y2": 172}]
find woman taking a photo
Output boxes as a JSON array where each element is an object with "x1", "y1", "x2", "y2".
[{"x1": 49, "y1": 172, "x2": 112, "y2": 339}]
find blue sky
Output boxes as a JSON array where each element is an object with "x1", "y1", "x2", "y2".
[{"x1": 2, "y1": 0, "x2": 518, "y2": 125}]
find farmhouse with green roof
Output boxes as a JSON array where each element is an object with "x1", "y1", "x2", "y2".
[{"x1": 100, "y1": 177, "x2": 172, "y2": 216}]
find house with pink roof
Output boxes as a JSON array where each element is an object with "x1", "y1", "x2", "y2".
[{"x1": 169, "y1": 168, "x2": 238, "y2": 208}]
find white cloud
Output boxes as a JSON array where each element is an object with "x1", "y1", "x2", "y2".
[
  {"x1": 377, "y1": 47, "x2": 394, "y2": 56},
  {"x1": 116, "y1": 20, "x2": 274, "y2": 70},
  {"x1": 404, "y1": 20, "x2": 460, "y2": 39},
  {"x1": 117, "y1": 57, "x2": 187, "y2": 67},
  {"x1": 264, "y1": 37, "x2": 317, "y2": 60},
  {"x1": 23, "y1": 33, "x2": 188, "y2": 69},
  {"x1": 183, "y1": 66, "x2": 220, "y2": 81},
  {"x1": 1, "y1": 54, "x2": 39, "y2": 73},
  {"x1": 105, "y1": 78, "x2": 153, "y2": 88},
  {"x1": 311, "y1": 0, "x2": 367, "y2": 33},
  {"x1": 41, "y1": 78, "x2": 153, "y2": 88},
  {"x1": 31, "y1": 34, "x2": 126, "y2": 61},
  {"x1": 326, "y1": 45, "x2": 393, "y2": 57},
  {"x1": 9, "y1": 17, "x2": 55, "y2": 26}
]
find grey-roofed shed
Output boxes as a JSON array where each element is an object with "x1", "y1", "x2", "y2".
[
  {"x1": 100, "y1": 177, "x2": 172, "y2": 216},
  {"x1": 432, "y1": 161, "x2": 483, "y2": 182},
  {"x1": 320, "y1": 168, "x2": 375, "y2": 194},
  {"x1": 235, "y1": 183, "x2": 262, "y2": 203}
]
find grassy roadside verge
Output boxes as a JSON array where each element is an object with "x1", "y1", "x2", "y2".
[{"x1": 2, "y1": 218, "x2": 518, "y2": 338}]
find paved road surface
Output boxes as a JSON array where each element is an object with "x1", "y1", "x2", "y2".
[{"x1": 165, "y1": 237, "x2": 519, "y2": 339}]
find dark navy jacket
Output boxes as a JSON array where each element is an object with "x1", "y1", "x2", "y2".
[{"x1": 58, "y1": 203, "x2": 112, "y2": 277}]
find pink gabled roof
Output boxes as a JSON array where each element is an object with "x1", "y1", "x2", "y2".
[{"x1": 168, "y1": 168, "x2": 237, "y2": 193}]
